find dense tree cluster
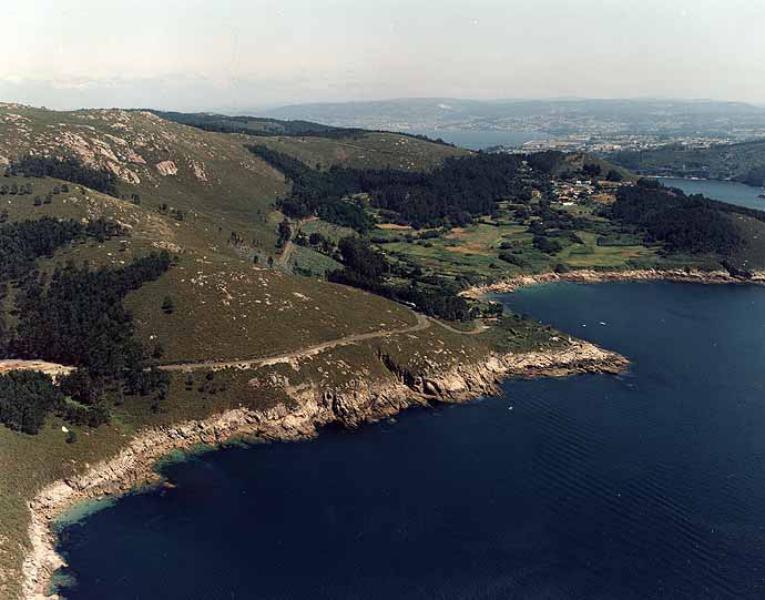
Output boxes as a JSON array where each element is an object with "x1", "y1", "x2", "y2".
[
  {"x1": 10, "y1": 252, "x2": 172, "y2": 374},
  {"x1": 524, "y1": 151, "x2": 567, "y2": 175},
  {"x1": 0, "y1": 371, "x2": 63, "y2": 434},
  {"x1": 8, "y1": 155, "x2": 118, "y2": 196},
  {"x1": 248, "y1": 145, "x2": 373, "y2": 231},
  {"x1": 0, "y1": 225, "x2": 172, "y2": 434},
  {"x1": 610, "y1": 180, "x2": 742, "y2": 255},
  {"x1": 0, "y1": 368, "x2": 119, "y2": 435},
  {"x1": 0, "y1": 217, "x2": 122, "y2": 284},
  {"x1": 250, "y1": 146, "x2": 527, "y2": 230},
  {"x1": 328, "y1": 236, "x2": 472, "y2": 321},
  {"x1": 369, "y1": 153, "x2": 526, "y2": 227}
]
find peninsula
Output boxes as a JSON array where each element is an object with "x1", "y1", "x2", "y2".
[{"x1": 1, "y1": 104, "x2": 764, "y2": 599}]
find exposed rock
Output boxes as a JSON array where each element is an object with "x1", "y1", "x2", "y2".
[
  {"x1": 155, "y1": 160, "x2": 178, "y2": 176},
  {"x1": 0, "y1": 360, "x2": 74, "y2": 381},
  {"x1": 189, "y1": 159, "x2": 208, "y2": 182},
  {"x1": 21, "y1": 341, "x2": 627, "y2": 600},
  {"x1": 462, "y1": 268, "x2": 765, "y2": 298}
]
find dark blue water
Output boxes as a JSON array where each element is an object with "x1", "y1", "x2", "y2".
[
  {"x1": 56, "y1": 282, "x2": 765, "y2": 599},
  {"x1": 661, "y1": 177, "x2": 765, "y2": 212}
]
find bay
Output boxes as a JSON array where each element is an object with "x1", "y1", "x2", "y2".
[{"x1": 56, "y1": 282, "x2": 765, "y2": 599}]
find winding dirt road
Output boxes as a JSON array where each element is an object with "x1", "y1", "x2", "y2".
[
  {"x1": 158, "y1": 313, "x2": 432, "y2": 372},
  {"x1": 157, "y1": 314, "x2": 490, "y2": 373},
  {"x1": 0, "y1": 314, "x2": 488, "y2": 376}
]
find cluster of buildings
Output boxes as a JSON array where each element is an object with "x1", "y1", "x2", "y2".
[
  {"x1": 552, "y1": 179, "x2": 629, "y2": 205},
  {"x1": 517, "y1": 134, "x2": 746, "y2": 154}
]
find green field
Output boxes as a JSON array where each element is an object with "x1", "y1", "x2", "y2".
[{"x1": 371, "y1": 202, "x2": 664, "y2": 283}]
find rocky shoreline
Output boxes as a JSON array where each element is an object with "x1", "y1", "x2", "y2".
[
  {"x1": 461, "y1": 268, "x2": 765, "y2": 298},
  {"x1": 22, "y1": 340, "x2": 627, "y2": 600}
]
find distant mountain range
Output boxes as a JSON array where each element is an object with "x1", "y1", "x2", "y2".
[{"x1": 261, "y1": 98, "x2": 765, "y2": 141}]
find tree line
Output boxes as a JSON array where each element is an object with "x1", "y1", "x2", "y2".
[
  {"x1": 249, "y1": 146, "x2": 528, "y2": 230},
  {"x1": 328, "y1": 237, "x2": 472, "y2": 321},
  {"x1": 7, "y1": 155, "x2": 119, "y2": 196},
  {"x1": 609, "y1": 180, "x2": 742, "y2": 255}
]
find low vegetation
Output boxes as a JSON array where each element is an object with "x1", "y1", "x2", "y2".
[{"x1": 2, "y1": 104, "x2": 765, "y2": 599}]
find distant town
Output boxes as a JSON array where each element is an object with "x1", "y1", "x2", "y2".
[{"x1": 489, "y1": 133, "x2": 764, "y2": 154}]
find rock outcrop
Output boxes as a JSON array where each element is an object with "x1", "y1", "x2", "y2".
[
  {"x1": 22, "y1": 340, "x2": 626, "y2": 600},
  {"x1": 462, "y1": 268, "x2": 765, "y2": 298}
]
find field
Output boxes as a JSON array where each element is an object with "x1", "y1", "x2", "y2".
[{"x1": 372, "y1": 203, "x2": 664, "y2": 282}]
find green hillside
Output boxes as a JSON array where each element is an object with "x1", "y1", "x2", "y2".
[
  {"x1": 2, "y1": 104, "x2": 765, "y2": 599},
  {"x1": 252, "y1": 131, "x2": 468, "y2": 172},
  {"x1": 611, "y1": 139, "x2": 765, "y2": 187},
  {"x1": 0, "y1": 105, "x2": 538, "y2": 598}
]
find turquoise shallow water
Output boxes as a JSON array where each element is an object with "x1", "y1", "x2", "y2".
[{"x1": 56, "y1": 281, "x2": 765, "y2": 599}]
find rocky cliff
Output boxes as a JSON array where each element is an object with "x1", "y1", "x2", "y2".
[
  {"x1": 22, "y1": 340, "x2": 626, "y2": 600},
  {"x1": 462, "y1": 268, "x2": 765, "y2": 298}
]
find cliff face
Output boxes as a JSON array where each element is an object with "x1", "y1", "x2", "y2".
[{"x1": 22, "y1": 340, "x2": 626, "y2": 600}]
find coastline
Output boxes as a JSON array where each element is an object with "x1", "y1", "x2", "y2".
[
  {"x1": 461, "y1": 268, "x2": 765, "y2": 299},
  {"x1": 21, "y1": 340, "x2": 628, "y2": 600}
]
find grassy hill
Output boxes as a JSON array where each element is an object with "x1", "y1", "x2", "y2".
[
  {"x1": 2, "y1": 104, "x2": 765, "y2": 599},
  {"x1": 611, "y1": 139, "x2": 765, "y2": 187},
  {"x1": 251, "y1": 131, "x2": 468, "y2": 172},
  {"x1": 0, "y1": 103, "x2": 291, "y2": 248},
  {"x1": 0, "y1": 105, "x2": 534, "y2": 598}
]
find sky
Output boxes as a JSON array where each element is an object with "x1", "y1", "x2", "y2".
[{"x1": 1, "y1": 0, "x2": 764, "y2": 111}]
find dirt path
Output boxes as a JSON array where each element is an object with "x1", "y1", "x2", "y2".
[
  {"x1": 430, "y1": 318, "x2": 489, "y2": 336},
  {"x1": 277, "y1": 238, "x2": 297, "y2": 268},
  {"x1": 0, "y1": 359, "x2": 74, "y2": 378},
  {"x1": 159, "y1": 313, "x2": 431, "y2": 372},
  {"x1": 276, "y1": 217, "x2": 310, "y2": 269},
  {"x1": 0, "y1": 316, "x2": 487, "y2": 377}
]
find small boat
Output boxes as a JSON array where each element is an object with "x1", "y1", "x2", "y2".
[{"x1": 759, "y1": 191, "x2": 765, "y2": 199}]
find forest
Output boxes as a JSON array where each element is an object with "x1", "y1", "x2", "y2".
[
  {"x1": 7, "y1": 155, "x2": 119, "y2": 196},
  {"x1": 0, "y1": 217, "x2": 172, "y2": 434},
  {"x1": 250, "y1": 146, "x2": 528, "y2": 229},
  {"x1": 609, "y1": 180, "x2": 743, "y2": 255},
  {"x1": 0, "y1": 217, "x2": 121, "y2": 282},
  {"x1": 0, "y1": 371, "x2": 63, "y2": 434},
  {"x1": 612, "y1": 140, "x2": 765, "y2": 187},
  {"x1": 328, "y1": 236, "x2": 472, "y2": 321}
]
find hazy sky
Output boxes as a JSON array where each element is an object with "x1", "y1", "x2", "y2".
[{"x1": 2, "y1": 0, "x2": 764, "y2": 111}]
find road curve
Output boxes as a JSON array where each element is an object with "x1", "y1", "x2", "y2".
[{"x1": 158, "y1": 313, "x2": 431, "y2": 372}]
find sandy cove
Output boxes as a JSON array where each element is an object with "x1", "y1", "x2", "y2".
[
  {"x1": 21, "y1": 340, "x2": 627, "y2": 600},
  {"x1": 461, "y1": 268, "x2": 765, "y2": 298}
]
